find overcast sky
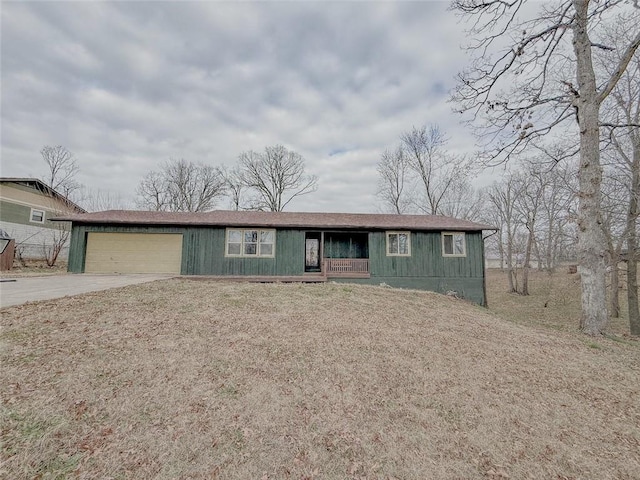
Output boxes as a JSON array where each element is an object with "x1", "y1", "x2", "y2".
[{"x1": 1, "y1": 1, "x2": 480, "y2": 213}]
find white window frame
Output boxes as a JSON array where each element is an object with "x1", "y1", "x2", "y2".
[
  {"x1": 442, "y1": 232, "x2": 466, "y2": 257},
  {"x1": 225, "y1": 228, "x2": 276, "y2": 258},
  {"x1": 30, "y1": 208, "x2": 45, "y2": 224},
  {"x1": 386, "y1": 231, "x2": 411, "y2": 256}
]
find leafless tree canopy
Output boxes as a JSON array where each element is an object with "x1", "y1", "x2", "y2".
[
  {"x1": 76, "y1": 187, "x2": 132, "y2": 212},
  {"x1": 376, "y1": 124, "x2": 478, "y2": 219},
  {"x1": 481, "y1": 158, "x2": 577, "y2": 295},
  {"x1": 452, "y1": 0, "x2": 639, "y2": 161},
  {"x1": 451, "y1": 0, "x2": 640, "y2": 335},
  {"x1": 221, "y1": 166, "x2": 246, "y2": 211},
  {"x1": 237, "y1": 145, "x2": 318, "y2": 212},
  {"x1": 598, "y1": 16, "x2": 640, "y2": 332},
  {"x1": 401, "y1": 125, "x2": 468, "y2": 215},
  {"x1": 40, "y1": 145, "x2": 80, "y2": 198},
  {"x1": 136, "y1": 159, "x2": 226, "y2": 212},
  {"x1": 377, "y1": 146, "x2": 411, "y2": 214}
]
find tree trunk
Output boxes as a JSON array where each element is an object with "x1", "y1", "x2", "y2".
[
  {"x1": 610, "y1": 257, "x2": 620, "y2": 318},
  {"x1": 546, "y1": 218, "x2": 555, "y2": 272},
  {"x1": 522, "y1": 223, "x2": 535, "y2": 296},
  {"x1": 628, "y1": 140, "x2": 640, "y2": 335},
  {"x1": 506, "y1": 221, "x2": 516, "y2": 292},
  {"x1": 628, "y1": 247, "x2": 639, "y2": 335},
  {"x1": 573, "y1": 0, "x2": 609, "y2": 335}
]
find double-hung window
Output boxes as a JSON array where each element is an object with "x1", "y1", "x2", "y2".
[
  {"x1": 386, "y1": 231, "x2": 411, "y2": 256},
  {"x1": 30, "y1": 208, "x2": 45, "y2": 224},
  {"x1": 226, "y1": 229, "x2": 275, "y2": 257},
  {"x1": 442, "y1": 232, "x2": 466, "y2": 257}
]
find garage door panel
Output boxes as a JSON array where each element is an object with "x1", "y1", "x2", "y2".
[{"x1": 85, "y1": 233, "x2": 182, "y2": 274}]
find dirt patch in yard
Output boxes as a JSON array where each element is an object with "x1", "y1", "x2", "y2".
[{"x1": 1, "y1": 280, "x2": 639, "y2": 479}]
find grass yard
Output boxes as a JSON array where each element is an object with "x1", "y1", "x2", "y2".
[
  {"x1": 1, "y1": 276, "x2": 639, "y2": 479},
  {"x1": 486, "y1": 268, "x2": 635, "y2": 336}
]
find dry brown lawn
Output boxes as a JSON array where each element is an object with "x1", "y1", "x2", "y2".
[
  {"x1": 1, "y1": 260, "x2": 68, "y2": 278},
  {"x1": 1, "y1": 277, "x2": 639, "y2": 479},
  {"x1": 486, "y1": 268, "x2": 635, "y2": 336}
]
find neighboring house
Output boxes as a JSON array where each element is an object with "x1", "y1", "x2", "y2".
[
  {"x1": 0, "y1": 178, "x2": 86, "y2": 261},
  {"x1": 54, "y1": 210, "x2": 495, "y2": 305}
]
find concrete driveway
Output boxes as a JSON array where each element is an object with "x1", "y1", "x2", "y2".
[{"x1": 0, "y1": 274, "x2": 173, "y2": 308}]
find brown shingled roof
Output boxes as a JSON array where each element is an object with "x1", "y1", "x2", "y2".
[{"x1": 52, "y1": 210, "x2": 495, "y2": 231}]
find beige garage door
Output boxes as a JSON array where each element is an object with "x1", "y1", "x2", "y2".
[{"x1": 85, "y1": 233, "x2": 183, "y2": 274}]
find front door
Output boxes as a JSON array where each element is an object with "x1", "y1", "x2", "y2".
[{"x1": 305, "y1": 233, "x2": 321, "y2": 272}]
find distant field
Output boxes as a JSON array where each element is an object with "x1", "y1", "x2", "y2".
[{"x1": 1, "y1": 278, "x2": 638, "y2": 479}]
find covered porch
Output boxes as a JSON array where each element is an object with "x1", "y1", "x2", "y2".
[{"x1": 305, "y1": 231, "x2": 370, "y2": 279}]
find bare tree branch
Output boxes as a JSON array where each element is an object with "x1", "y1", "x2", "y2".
[
  {"x1": 452, "y1": 0, "x2": 640, "y2": 335},
  {"x1": 237, "y1": 145, "x2": 318, "y2": 212},
  {"x1": 136, "y1": 159, "x2": 226, "y2": 212},
  {"x1": 376, "y1": 146, "x2": 412, "y2": 214},
  {"x1": 40, "y1": 145, "x2": 81, "y2": 198}
]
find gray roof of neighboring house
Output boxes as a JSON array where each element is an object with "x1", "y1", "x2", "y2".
[
  {"x1": 52, "y1": 209, "x2": 496, "y2": 231},
  {"x1": 0, "y1": 177, "x2": 86, "y2": 213}
]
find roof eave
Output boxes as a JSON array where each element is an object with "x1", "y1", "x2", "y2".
[{"x1": 50, "y1": 217, "x2": 495, "y2": 231}]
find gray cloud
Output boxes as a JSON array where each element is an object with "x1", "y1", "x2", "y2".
[{"x1": 1, "y1": 1, "x2": 476, "y2": 212}]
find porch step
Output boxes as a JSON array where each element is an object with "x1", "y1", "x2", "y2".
[{"x1": 325, "y1": 273, "x2": 371, "y2": 279}]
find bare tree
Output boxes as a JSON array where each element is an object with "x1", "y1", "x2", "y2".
[
  {"x1": 452, "y1": 0, "x2": 640, "y2": 335},
  {"x1": 598, "y1": 17, "x2": 640, "y2": 331},
  {"x1": 376, "y1": 124, "x2": 478, "y2": 217},
  {"x1": 37, "y1": 146, "x2": 81, "y2": 266},
  {"x1": 136, "y1": 171, "x2": 167, "y2": 211},
  {"x1": 136, "y1": 159, "x2": 226, "y2": 212},
  {"x1": 478, "y1": 194, "x2": 506, "y2": 269},
  {"x1": 222, "y1": 165, "x2": 246, "y2": 211},
  {"x1": 439, "y1": 177, "x2": 485, "y2": 221},
  {"x1": 40, "y1": 145, "x2": 81, "y2": 198},
  {"x1": 41, "y1": 226, "x2": 69, "y2": 267},
  {"x1": 486, "y1": 174, "x2": 526, "y2": 293},
  {"x1": 600, "y1": 168, "x2": 628, "y2": 318},
  {"x1": 535, "y1": 160, "x2": 578, "y2": 272},
  {"x1": 76, "y1": 187, "x2": 131, "y2": 212},
  {"x1": 376, "y1": 146, "x2": 412, "y2": 214},
  {"x1": 514, "y1": 166, "x2": 544, "y2": 296},
  {"x1": 237, "y1": 145, "x2": 318, "y2": 212},
  {"x1": 401, "y1": 125, "x2": 468, "y2": 215}
]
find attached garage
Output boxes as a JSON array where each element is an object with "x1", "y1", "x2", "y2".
[{"x1": 85, "y1": 232, "x2": 183, "y2": 274}]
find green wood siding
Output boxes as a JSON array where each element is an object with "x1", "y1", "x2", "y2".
[
  {"x1": 361, "y1": 231, "x2": 486, "y2": 305},
  {"x1": 68, "y1": 225, "x2": 305, "y2": 276},
  {"x1": 181, "y1": 228, "x2": 304, "y2": 275},
  {"x1": 66, "y1": 225, "x2": 486, "y2": 305},
  {"x1": 368, "y1": 231, "x2": 483, "y2": 278}
]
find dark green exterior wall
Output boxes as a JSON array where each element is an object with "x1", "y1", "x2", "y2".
[
  {"x1": 182, "y1": 228, "x2": 304, "y2": 276},
  {"x1": 67, "y1": 225, "x2": 486, "y2": 304},
  {"x1": 348, "y1": 231, "x2": 486, "y2": 305},
  {"x1": 67, "y1": 225, "x2": 304, "y2": 276}
]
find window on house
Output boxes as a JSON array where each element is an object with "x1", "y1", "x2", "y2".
[
  {"x1": 442, "y1": 232, "x2": 466, "y2": 257},
  {"x1": 226, "y1": 229, "x2": 275, "y2": 257},
  {"x1": 386, "y1": 231, "x2": 411, "y2": 256},
  {"x1": 30, "y1": 209, "x2": 45, "y2": 224}
]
